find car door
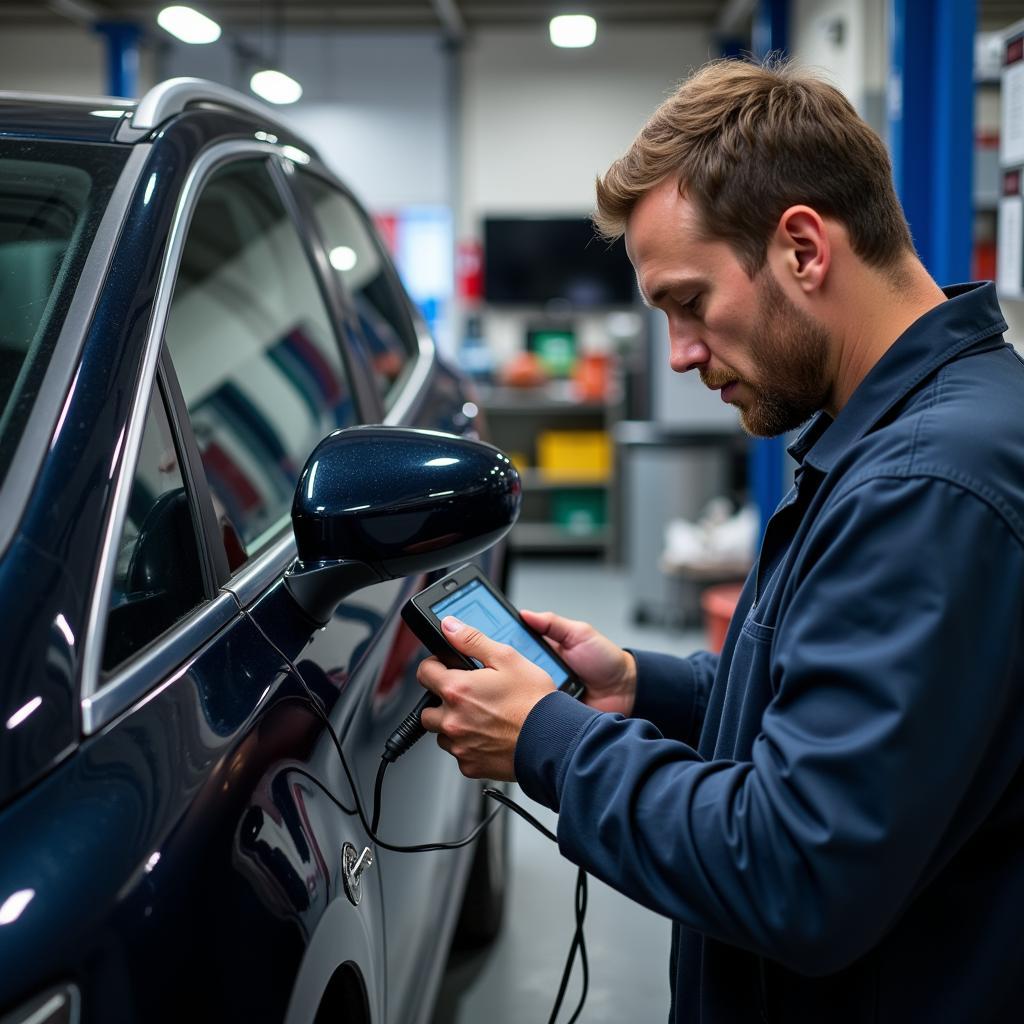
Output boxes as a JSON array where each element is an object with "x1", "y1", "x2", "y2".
[
  {"x1": 158, "y1": 149, "x2": 478, "y2": 1024},
  {"x1": 284, "y1": 165, "x2": 500, "y2": 1023}
]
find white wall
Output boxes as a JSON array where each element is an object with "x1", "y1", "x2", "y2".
[
  {"x1": 790, "y1": 0, "x2": 887, "y2": 133},
  {"x1": 460, "y1": 25, "x2": 715, "y2": 229},
  {"x1": 0, "y1": 25, "x2": 158, "y2": 97},
  {"x1": 162, "y1": 30, "x2": 453, "y2": 210}
]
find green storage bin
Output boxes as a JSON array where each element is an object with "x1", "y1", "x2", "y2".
[{"x1": 551, "y1": 488, "x2": 606, "y2": 535}]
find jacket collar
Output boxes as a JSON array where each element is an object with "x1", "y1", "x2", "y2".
[{"x1": 787, "y1": 282, "x2": 1008, "y2": 472}]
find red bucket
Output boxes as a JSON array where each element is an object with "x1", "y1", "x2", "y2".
[{"x1": 701, "y1": 583, "x2": 745, "y2": 653}]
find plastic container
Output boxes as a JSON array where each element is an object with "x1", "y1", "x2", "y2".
[
  {"x1": 537, "y1": 430, "x2": 611, "y2": 481},
  {"x1": 551, "y1": 488, "x2": 606, "y2": 535},
  {"x1": 701, "y1": 583, "x2": 744, "y2": 653}
]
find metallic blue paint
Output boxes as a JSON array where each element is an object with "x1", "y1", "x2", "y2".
[
  {"x1": 0, "y1": 92, "x2": 500, "y2": 1023},
  {"x1": 0, "y1": 99, "x2": 133, "y2": 143},
  {"x1": 292, "y1": 426, "x2": 521, "y2": 576}
]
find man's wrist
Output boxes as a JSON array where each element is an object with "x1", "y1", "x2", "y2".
[{"x1": 619, "y1": 649, "x2": 638, "y2": 715}]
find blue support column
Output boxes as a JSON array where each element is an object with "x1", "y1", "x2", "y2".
[
  {"x1": 889, "y1": 0, "x2": 975, "y2": 284},
  {"x1": 94, "y1": 22, "x2": 141, "y2": 98},
  {"x1": 750, "y1": 0, "x2": 791, "y2": 539}
]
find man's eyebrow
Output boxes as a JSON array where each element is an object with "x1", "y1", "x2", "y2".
[{"x1": 641, "y1": 278, "x2": 704, "y2": 309}]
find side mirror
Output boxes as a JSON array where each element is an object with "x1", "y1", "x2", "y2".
[{"x1": 285, "y1": 425, "x2": 521, "y2": 624}]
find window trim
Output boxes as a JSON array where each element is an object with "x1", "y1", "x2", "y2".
[{"x1": 79, "y1": 138, "x2": 298, "y2": 736}]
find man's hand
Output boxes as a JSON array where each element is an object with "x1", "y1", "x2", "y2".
[
  {"x1": 519, "y1": 609, "x2": 637, "y2": 716},
  {"x1": 417, "y1": 616, "x2": 556, "y2": 780}
]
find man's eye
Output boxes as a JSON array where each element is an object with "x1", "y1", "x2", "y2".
[{"x1": 681, "y1": 294, "x2": 702, "y2": 315}]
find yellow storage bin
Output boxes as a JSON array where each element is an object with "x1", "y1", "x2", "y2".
[{"x1": 537, "y1": 430, "x2": 612, "y2": 481}]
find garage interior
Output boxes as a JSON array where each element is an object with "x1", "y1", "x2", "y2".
[{"x1": 1, "y1": 1, "x2": 1023, "y2": 1022}]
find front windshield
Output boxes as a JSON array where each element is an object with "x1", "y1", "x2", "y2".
[{"x1": 0, "y1": 139, "x2": 129, "y2": 484}]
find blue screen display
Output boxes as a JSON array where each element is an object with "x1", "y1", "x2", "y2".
[{"x1": 431, "y1": 579, "x2": 569, "y2": 686}]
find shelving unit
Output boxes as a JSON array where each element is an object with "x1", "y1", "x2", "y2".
[{"x1": 476, "y1": 382, "x2": 622, "y2": 556}]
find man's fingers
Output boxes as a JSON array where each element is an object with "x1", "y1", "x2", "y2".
[
  {"x1": 440, "y1": 616, "x2": 512, "y2": 666},
  {"x1": 416, "y1": 656, "x2": 444, "y2": 693},
  {"x1": 420, "y1": 704, "x2": 443, "y2": 733},
  {"x1": 520, "y1": 608, "x2": 587, "y2": 648}
]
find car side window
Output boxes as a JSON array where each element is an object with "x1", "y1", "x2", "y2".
[
  {"x1": 102, "y1": 382, "x2": 206, "y2": 672},
  {"x1": 163, "y1": 159, "x2": 357, "y2": 565},
  {"x1": 293, "y1": 171, "x2": 418, "y2": 412}
]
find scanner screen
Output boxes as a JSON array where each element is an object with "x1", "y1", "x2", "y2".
[{"x1": 431, "y1": 579, "x2": 569, "y2": 686}]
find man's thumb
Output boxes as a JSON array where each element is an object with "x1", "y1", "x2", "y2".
[{"x1": 441, "y1": 616, "x2": 496, "y2": 661}]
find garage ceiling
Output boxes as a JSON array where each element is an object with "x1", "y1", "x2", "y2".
[{"x1": 0, "y1": 1, "x2": 1020, "y2": 36}]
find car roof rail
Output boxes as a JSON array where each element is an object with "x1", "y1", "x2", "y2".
[{"x1": 132, "y1": 76, "x2": 299, "y2": 135}]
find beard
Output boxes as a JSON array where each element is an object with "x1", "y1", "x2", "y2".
[{"x1": 700, "y1": 270, "x2": 832, "y2": 438}]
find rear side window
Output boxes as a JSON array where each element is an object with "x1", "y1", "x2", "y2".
[
  {"x1": 103, "y1": 382, "x2": 206, "y2": 672},
  {"x1": 294, "y1": 171, "x2": 418, "y2": 411},
  {"x1": 164, "y1": 159, "x2": 357, "y2": 563}
]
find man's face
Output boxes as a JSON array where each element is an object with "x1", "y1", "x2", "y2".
[{"x1": 625, "y1": 178, "x2": 832, "y2": 437}]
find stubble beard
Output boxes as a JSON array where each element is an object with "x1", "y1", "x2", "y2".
[{"x1": 701, "y1": 270, "x2": 832, "y2": 438}]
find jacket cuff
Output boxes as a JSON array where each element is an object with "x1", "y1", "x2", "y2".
[
  {"x1": 514, "y1": 690, "x2": 600, "y2": 811},
  {"x1": 629, "y1": 648, "x2": 697, "y2": 733}
]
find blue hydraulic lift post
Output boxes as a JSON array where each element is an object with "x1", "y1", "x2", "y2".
[
  {"x1": 750, "y1": 0, "x2": 790, "y2": 541},
  {"x1": 889, "y1": 0, "x2": 975, "y2": 285},
  {"x1": 94, "y1": 22, "x2": 141, "y2": 99}
]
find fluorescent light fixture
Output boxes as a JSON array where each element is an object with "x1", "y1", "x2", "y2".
[
  {"x1": 90, "y1": 109, "x2": 125, "y2": 118},
  {"x1": 250, "y1": 70, "x2": 303, "y2": 105},
  {"x1": 329, "y1": 246, "x2": 358, "y2": 272},
  {"x1": 157, "y1": 6, "x2": 221, "y2": 44},
  {"x1": 550, "y1": 14, "x2": 597, "y2": 48}
]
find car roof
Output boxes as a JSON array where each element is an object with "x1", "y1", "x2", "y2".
[{"x1": 0, "y1": 78, "x2": 319, "y2": 156}]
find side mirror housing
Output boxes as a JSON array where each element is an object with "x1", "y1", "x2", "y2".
[{"x1": 285, "y1": 426, "x2": 520, "y2": 623}]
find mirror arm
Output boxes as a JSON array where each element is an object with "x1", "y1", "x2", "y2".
[{"x1": 284, "y1": 559, "x2": 385, "y2": 626}]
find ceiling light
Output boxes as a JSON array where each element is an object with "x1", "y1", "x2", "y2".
[
  {"x1": 250, "y1": 70, "x2": 303, "y2": 105},
  {"x1": 550, "y1": 14, "x2": 597, "y2": 48},
  {"x1": 157, "y1": 6, "x2": 221, "y2": 44}
]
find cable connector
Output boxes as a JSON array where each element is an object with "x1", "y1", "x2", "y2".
[{"x1": 383, "y1": 691, "x2": 440, "y2": 762}]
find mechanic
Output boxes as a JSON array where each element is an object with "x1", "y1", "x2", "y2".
[{"x1": 418, "y1": 58, "x2": 1024, "y2": 1021}]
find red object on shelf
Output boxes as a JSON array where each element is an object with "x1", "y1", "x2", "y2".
[
  {"x1": 573, "y1": 352, "x2": 611, "y2": 401},
  {"x1": 456, "y1": 239, "x2": 483, "y2": 302},
  {"x1": 702, "y1": 583, "x2": 745, "y2": 654}
]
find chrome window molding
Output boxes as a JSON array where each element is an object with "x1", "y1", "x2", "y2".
[
  {"x1": 383, "y1": 321, "x2": 436, "y2": 426},
  {"x1": 79, "y1": 139, "x2": 290, "y2": 733},
  {"x1": 81, "y1": 592, "x2": 237, "y2": 736},
  {"x1": 223, "y1": 532, "x2": 297, "y2": 610},
  {"x1": 0, "y1": 144, "x2": 151, "y2": 556}
]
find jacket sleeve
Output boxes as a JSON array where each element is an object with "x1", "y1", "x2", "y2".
[
  {"x1": 629, "y1": 648, "x2": 718, "y2": 746},
  {"x1": 514, "y1": 474, "x2": 1024, "y2": 976}
]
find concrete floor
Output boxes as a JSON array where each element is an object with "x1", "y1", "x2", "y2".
[{"x1": 432, "y1": 556, "x2": 704, "y2": 1024}]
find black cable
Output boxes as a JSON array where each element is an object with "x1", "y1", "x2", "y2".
[
  {"x1": 371, "y1": 758, "x2": 387, "y2": 835},
  {"x1": 485, "y1": 788, "x2": 588, "y2": 1024},
  {"x1": 483, "y1": 785, "x2": 557, "y2": 842},
  {"x1": 240, "y1": 604, "x2": 503, "y2": 853},
  {"x1": 241, "y1": 606, "x2": 589, "y2": 1020}
]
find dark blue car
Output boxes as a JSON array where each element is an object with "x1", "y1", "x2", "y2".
[{"x1": 0, "y1": 78, "x2": 517, "y2": 1024}]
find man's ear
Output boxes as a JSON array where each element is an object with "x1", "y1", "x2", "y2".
[{"x1": 773, "y1": 205, "x2": 829, "y2": 293}]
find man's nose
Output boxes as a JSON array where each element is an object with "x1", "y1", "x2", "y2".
[{"x1": 669, "y1": 334, "x2": 711, "y2": 374}]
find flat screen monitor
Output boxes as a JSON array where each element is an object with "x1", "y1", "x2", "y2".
[{"x1": 483, "y1": 217, "x2": 635, "y2": 307}]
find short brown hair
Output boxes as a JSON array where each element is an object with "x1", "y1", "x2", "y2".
[{"x1": 594, "y1": 58, "x2": 913, "y2": 276}]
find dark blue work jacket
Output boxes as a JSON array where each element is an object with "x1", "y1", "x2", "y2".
[{"x1": 516, "y1": 282, "x2": 1024, "y2": 1022}]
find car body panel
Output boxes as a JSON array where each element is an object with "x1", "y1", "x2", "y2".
[{"x1": 0, "y1": 87, "x2": 495, "y2": 1023}]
